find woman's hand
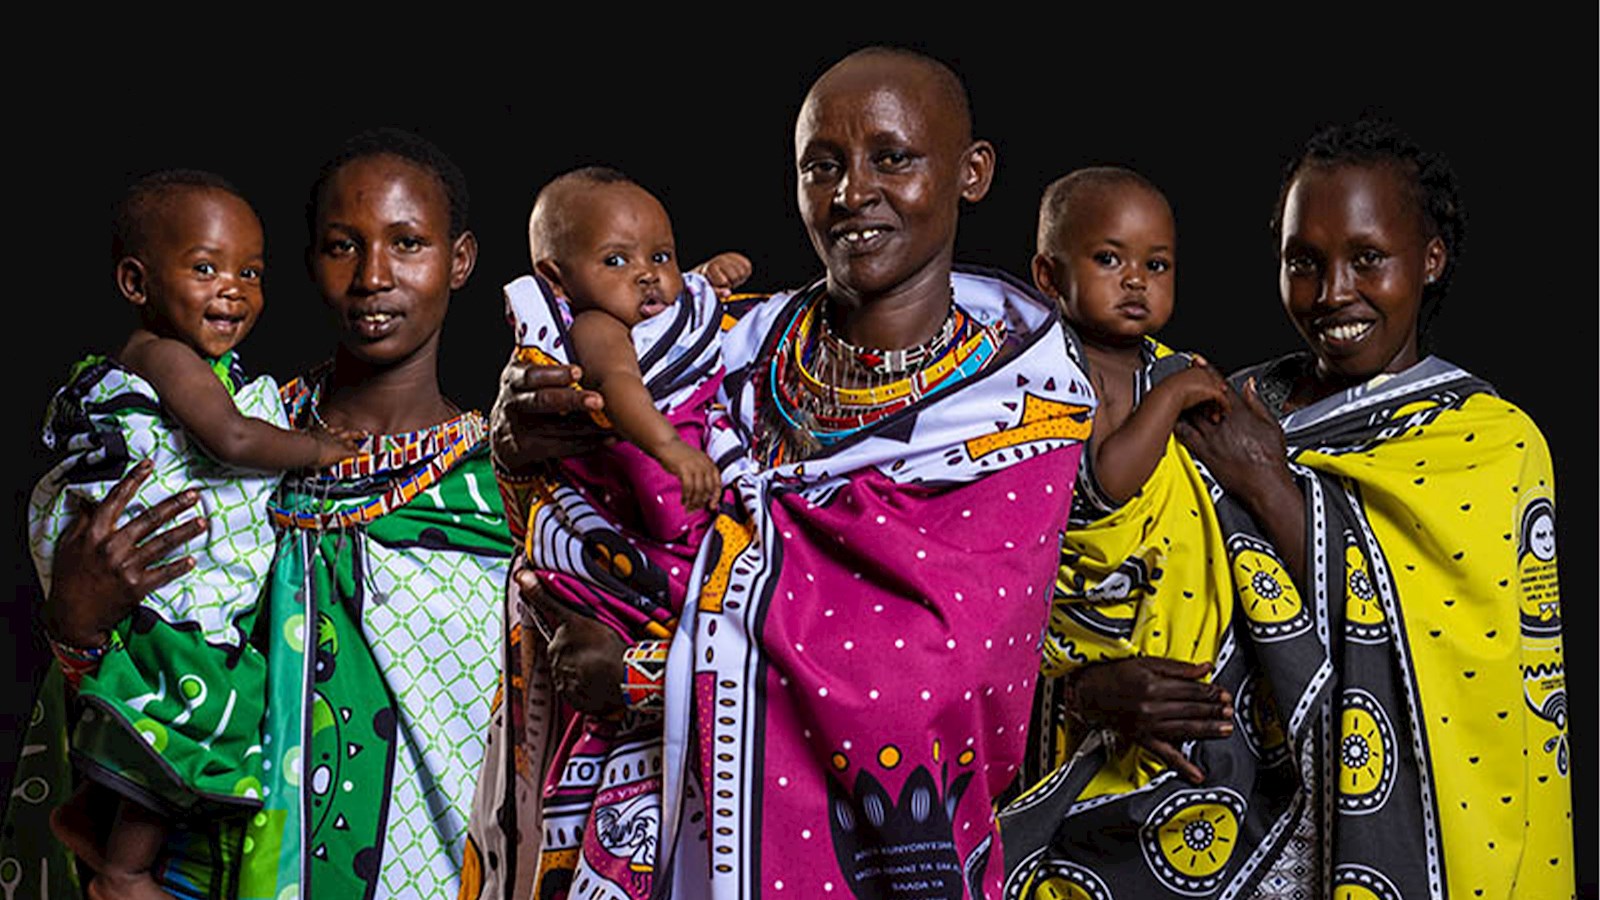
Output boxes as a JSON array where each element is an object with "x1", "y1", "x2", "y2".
[
  {"x1": 513, "y1": 568, "x2": 627, "y2": 715},
  {"x1": 1073, "y1": 657, "x2": 1234, "y2": 784},
  {"x1": 489, "y1": 356, "x2": 608, "y2": 473},
  {"x1": 43, "y1": 460, "x2": 206, "y2": 647},
  {"x1": 1174, "y1": 378, "x2": 1293, "y2": 509}
]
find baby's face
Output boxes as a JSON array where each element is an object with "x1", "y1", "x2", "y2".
[
  {"x1": 557, "y1": 183, "x2": 684, "y2": 328},
  {"x1": 1045, "y1": 183, "x2": 1175, "y2": 350},
  {"x1": 131, "y1": 187, "x2": 265, "y2": 359}
]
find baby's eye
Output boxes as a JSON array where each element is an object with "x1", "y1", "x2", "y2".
[
  {"x1": 651, "y1": 250, "x2": 673, "y2": 265},
  {"x1": 240, "y1": 265, "x2": 263, "y2": 281},
  {"x1": 1147, "y1": 258, "x2": 1171, "y2": 274},
  {"x1": 1091, "y1": 250, "x2": 1120, "y2": 268},
  {"x1": 603, "y1": 253, "x2": 627, "y2": 267},
  {"x1": 193, "y1": 261, "x2": 218, "y2": 277}
]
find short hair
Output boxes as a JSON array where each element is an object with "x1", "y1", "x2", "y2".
[
  {"x1": 113, "y1": 169, "x2": 249, "y2": 265},
  {"x1": 1036, "y1": 167, "x2": 1168, "y2": 255},
  {"x1": 1272, "y1": 119, "x2": 1466, "y2": 349},
  {"x1": 816, "y1": 45, "x2": 973, "y2": 146},
  {"x1": 528, "y1": 165, "x2": 640, "y2": 262},
  {"x1": 307, "y1": 126, "x2": 471, "y2": 239}
]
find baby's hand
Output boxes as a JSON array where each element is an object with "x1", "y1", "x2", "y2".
[
  {"x1": 311, "y1": 425, "x2": 366, "y2": 467},
  {"x1": 692, "y1": 252, "x2": 754, "y2": 299},
  {"x1": 658, "y1": 442, "x2": 721, "y2": 512},
  {"x1": 1153, "y1": 360, "x2": 1230, "y2": 423}
]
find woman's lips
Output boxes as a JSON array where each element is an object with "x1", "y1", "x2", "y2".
[
  {"x1": 350, "y1": 309, "x2": 402, "y2": 340},
  {"x1": 831, "y1": 223, "x2": 894, "y2": 254}
]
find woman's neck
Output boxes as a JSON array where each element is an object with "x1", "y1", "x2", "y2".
[
  {"x1": 825, "y1": 262, "x2": 952, "y2": 350},
  {"x1": 316, "y1": 339, "x2": 457, "y2": 435}
]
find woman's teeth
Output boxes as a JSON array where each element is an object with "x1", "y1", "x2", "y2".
[
  {"x1": 1323, "y1": 321, "x2": 1372, "y2": 341},
  {"x1": 360, "y1": 312, "x2": 395, "y2": 325},
  {"x1": 840, "y1": 228, "x2": 883, "y2": 244}
]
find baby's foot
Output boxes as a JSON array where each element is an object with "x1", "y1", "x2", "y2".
[
  {"x1": 49, "y1": 786, "x2": 107, "y2": 872},
  {"x1": 89, "y1": 871, "x2": 177, "y2": 900}
]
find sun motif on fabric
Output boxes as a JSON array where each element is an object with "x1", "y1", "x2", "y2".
[
  {"x1": 1235, "y1": 550, "x2": 1300, "y2": 624},
  {"x1": 1342, "y1": 536, "x2": 1389, "y2": 644},
  {"x1": 1337, "y1": 690, "x2": 1396, "y2": 814},
  {"x1": 1139, "y1": 787, "x2": 1245, "y2": 894},
  {"x1": 1235, "y1": 673, "x2": 1288, "y2": 767},
  {"x1": 1228, "y1": 534, "x2": 1311, "y2": 642},
  {"x1": 1022, "y1": 860, "x2": 1113, "y2": 900},
  {"x1": 1332, "y1": 863, "x2": 1402, "y2": 900}
]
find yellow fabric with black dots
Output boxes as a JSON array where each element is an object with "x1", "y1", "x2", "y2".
[
  {"x1": 1039, "y1": 342, "x2": 1233, "y2": 799},
  {"x1": 1302, "y1": 392, "x2": 1571, "y2": 898}
]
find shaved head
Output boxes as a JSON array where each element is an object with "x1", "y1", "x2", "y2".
[
  {"x1": 1037, "y1": 167, "x2": 1170, "y2": 256},
  {"x1": 528, "y1": 165, "x2": 638, "y2": 263},
  {"x1": 803, "y1": 46, "x2": 973, "y2": 149}
]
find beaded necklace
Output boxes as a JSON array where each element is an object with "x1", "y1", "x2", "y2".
[
  {"x1": 270, "y1": 373, "x2": 488, "y2": 531},
  {"x1": 757, "y1": 283, "x2": 1006, "y2": 466}
]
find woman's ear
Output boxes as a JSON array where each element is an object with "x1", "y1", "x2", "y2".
[
  {"x1": 116, "y1": 257, "x2": 148, "y2": 306},
  {"x1": 1423, "y1": 236, "x2": 1446, "y2": 284},
  {"x1": 450, "y1": 230, "x2": 479, "y2": 291},
  {"x1": 960, "y1": 139, "x2": 997, "y2": 203}
]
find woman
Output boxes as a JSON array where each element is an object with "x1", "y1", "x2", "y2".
[
  {"x1": 475, "y1": 48, "x2": 1096, "y2": 900},
  {"x1": 1002, "y1": 122, "x2": 1572, "y2": 899},
  {"x1": 7, "y1": 128, "x2": 517, "y2": 900}
]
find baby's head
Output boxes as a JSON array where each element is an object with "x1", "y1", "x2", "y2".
[
  {"x1": 1032, "y1": 167, "x2": 1175, "y2": 350},
  {"x1": 528, "y1": 167, "x2": 684, "y2": 328},
  {"x1": 113, "y1": 170, "x2": 265, "y2": 359}
]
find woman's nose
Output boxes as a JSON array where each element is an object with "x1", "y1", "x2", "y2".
[
  {"x1": 1320, "y1": 262, "x2": 1356, "y2": 306},
  {"x1": 835, "y1": 162, "x2": 880, "y2": 210},
  {"x1": 357, "y1": 250, "x2": 394, "y2": 292}
]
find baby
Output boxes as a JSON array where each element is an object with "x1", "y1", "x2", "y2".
[
  {"x1": 500, "y1": 166, "x2": 748, "y2": 897},
  {"x1": 527, "y1": 166, "x2": 746, "y2": 511},
  {"x1": 31, "y1": 170, "x2": 356, "y2": 900},
  {"x1": 1025, "y1": 167, "x2": 1235, "y2": 785}
]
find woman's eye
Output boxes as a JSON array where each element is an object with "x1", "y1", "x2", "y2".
[
  {"x1": 395, "y1": 235, "x2": 425, "y2": 252},
  {"x1": 801, "y1": 159, "x2": 840, "y2": 179},
  {"x1": 1092, "y1": 250, "x2": 1120, "y2": 268},
  {"x1": 877, "y1": 150, "x2": 912, "y2": 168},
  {"x1": 603, "y1": 253, "x2": 627, "y2": 267},
  {"x1": 1284, "y1": 256, "x2": 1316, "y2": 276},
  {"x1": 193, "y1": 261, "x2": 217, "y2": 276},
  {"x1": 323, "y1": 238, "x2": 356, "y2": 256},
  {"x1": 651, "y1": 250, "x2": 673, "y2": 265},
  {"x1": 1353, "y1": 249, "x2": 1386, "y2": 268}
]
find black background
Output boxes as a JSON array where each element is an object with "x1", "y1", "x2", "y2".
[{"x1": 9, "y1": 22, "x2": 1594, "y2": 894}]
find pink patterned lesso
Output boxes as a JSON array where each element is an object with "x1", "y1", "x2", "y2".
[{"x1": 660, "y1": 269, "x2": 1096, "y2": 899}]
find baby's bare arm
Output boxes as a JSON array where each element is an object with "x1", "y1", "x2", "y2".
[
  {"x1": 568, "y1": 311, "x2": 687, "y2": 459},
  {"x1": 568, "y1": 311, "x2": 721, "y2": 509},
  {"x1": 1092, "y1": 364, "x2": 1229, "y2": 505},
  {"x1": 123, "y1": 337, "x2": 354, "y2": 470}
]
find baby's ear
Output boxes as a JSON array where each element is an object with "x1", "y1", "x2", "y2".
[
  {"x1": 1030, "y1": 253, "x2": 1061, "y2": 299},
  {"x1": 534, "y1": 258, "x2": 566, "y2": 297},
  {"x1": 115, "y1": 256, "x2": 148, "y2": 305}
]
